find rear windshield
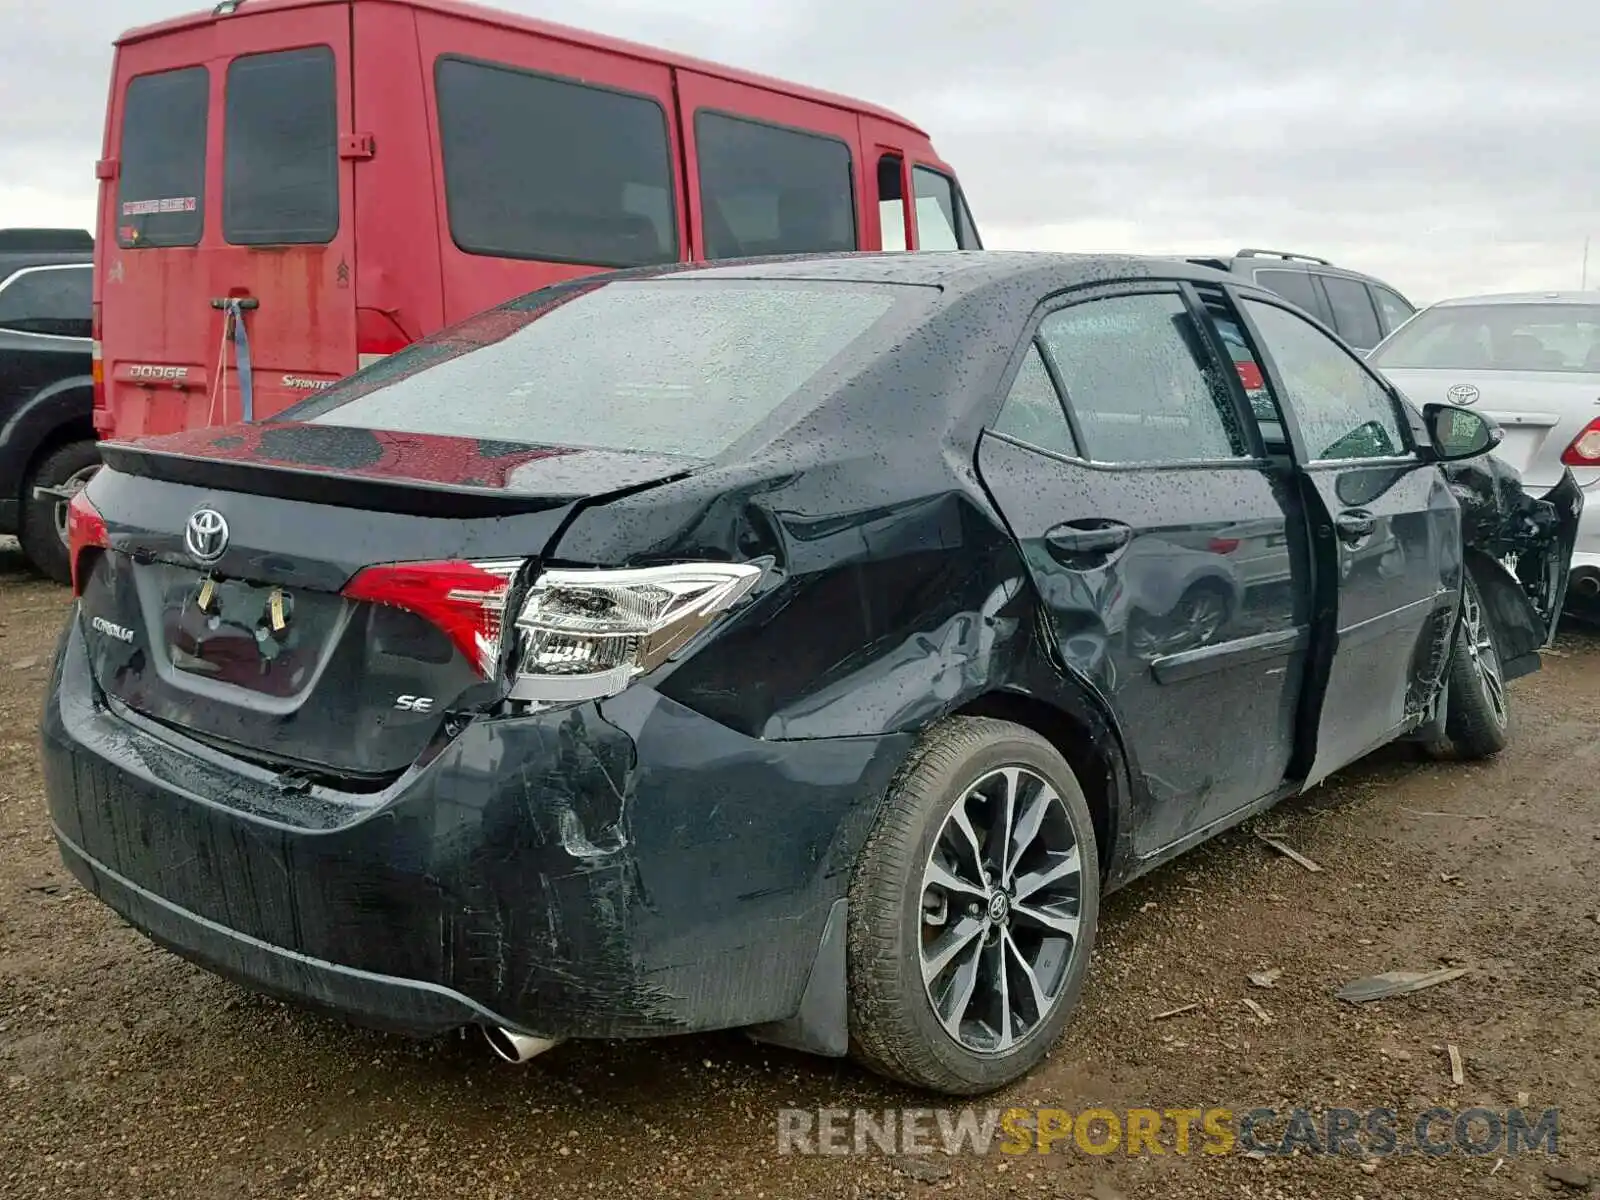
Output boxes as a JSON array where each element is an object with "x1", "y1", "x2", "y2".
[
  {"x1": 295, "y1": 280, "x2": 921, "y2": 458},
  {"x1": 117, "y1": 66, "x2": 209, "y2": 249},
  {"x1": 1369, "y1": 303, "x2": 1600, "y2": 373},
  {"x1": 223, "y1": 46, "x2": 340, "y2": 245}
]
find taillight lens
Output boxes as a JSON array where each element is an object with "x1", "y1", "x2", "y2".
[
  {"x1": 90, "y1": 301, "x2": 105, "y2": 413},
  {"x1": 67, "y1": 490, "x2": 109, "y2": 596},
  {"x1": 356, "y1": 307, "x2": 412, "y2": 370},
  {"x1": 508, "y1": 563, "x2": 764, "y2": 705},
  {"x1": 1561, "y1": 417, "x2": 1600, "y2": 465},
  {"x1": 342, "y1": 559, "x2": 523, "y2": 677},
  {"x1": 1207, "y1": 537, "x2": 1241, "y2": 554}
]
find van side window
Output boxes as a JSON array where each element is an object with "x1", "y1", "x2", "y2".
[
  {"x1": 224, "y1": 47, "x2": 340, "y2": 245},
  {"x1": 695, "y1": 113, "x2": 856, "y2": 259},
  {"x1": 877, "y1": 155, "x2": 907, "y2": 252},
  {"x1": 912, "y1": 167, "x2": 967, "y2": 251},
  {"x1": 436, "y1": 57, "x2": 678, "y2": 268},
  {"x1": 117, "y1": 66, "x2": 208, "y2": 250}
]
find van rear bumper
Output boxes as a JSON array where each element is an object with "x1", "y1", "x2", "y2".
[{"x1": 41, "y1": 613, "x2": 909, "y2": 1041}]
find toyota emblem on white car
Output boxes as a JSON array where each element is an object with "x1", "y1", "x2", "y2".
[
  {"x1": 184, "y1": 508, "x2": 230, "y2": 562},
  {"x1": 1447, "y1": 384, "x2": 1481, "y2": 405}
]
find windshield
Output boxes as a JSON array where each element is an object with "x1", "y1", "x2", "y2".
[
  {"x1": 1369, "y1": 303, "x2": 1600, "y2": 373},
  {"x1": 293, "y1": 279, "x2": 923, "y2": 458}
]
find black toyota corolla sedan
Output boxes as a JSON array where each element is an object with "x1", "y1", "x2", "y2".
[{"x1": 43, "y1": 253, "x2": 1580, "y2": 1095}]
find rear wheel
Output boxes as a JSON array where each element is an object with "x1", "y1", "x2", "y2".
[
  {"x1": 18, "y1": 440, "x2": 100, "y2": 586},
  {"x1": 1439, "y1": 572, "x2": 1510, "y2": 760},
  {"x1": 847, "y1": 717, "x2": 1099, "y2": 1095}
]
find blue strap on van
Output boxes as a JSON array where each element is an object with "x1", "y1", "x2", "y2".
[
  {"x1": 229, "y1": 301, "x2": 255, "y2": 423},
  {"x1": 211, "y1": 297, "x2": 259, "y2": 423}
]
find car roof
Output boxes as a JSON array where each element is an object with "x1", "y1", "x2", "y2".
[
  {"x1": 644, "y1": 250, "x2": 1243, "y2": 296},
  {"x1": 1426, "y1": 290, "x2": 1600, "y2": 308},
  {"x1": 119, "y1": 0, "x2": 931, "y2": 138}
]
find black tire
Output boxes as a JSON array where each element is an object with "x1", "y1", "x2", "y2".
[
  {"x1": 847, "y1": 716, "x2": 1100, "y2": 1095},
  {"x1": 1440, "y1": 572, "x2": 1510, "y2": 760},
  {"x1": 18, "y1": 440, "x2": 100, "y2": 586}
]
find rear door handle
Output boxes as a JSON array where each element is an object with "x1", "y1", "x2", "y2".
[
  {"x1": 1334, "y1": 511, "x2": 1377, "y2": 543},
  {"x1": 1044, "y1": 520, "x2": 1133, "y2": 561}
]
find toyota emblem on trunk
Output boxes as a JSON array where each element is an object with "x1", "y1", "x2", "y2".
[
  {"x1": 1447, "y1": 384, "x2": 1481, "y2": 406},
  {"x1": 184, "y1": 509, "x2": 230, "y2": 562}
]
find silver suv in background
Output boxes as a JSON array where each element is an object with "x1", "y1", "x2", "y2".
[{"x1": 1188, "y1": 249, "x2": 1416, "y2": 353}]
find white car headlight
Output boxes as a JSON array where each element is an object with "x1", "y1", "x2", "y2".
[{"x1": 508, "y1": 562, "x2": 764, "y2": 704}]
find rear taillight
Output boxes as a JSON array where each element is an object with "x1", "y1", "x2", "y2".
[
  {"x1": 90, "y1": 301, "x2": 105, "y2": 413},
  {"x1": 1561, "y1": 417, "x2": 1600, "y2": 465},
  {"x1": 356, "y1": 307, "x2": 413, "y2": 370},
  {"x1": 67, "y1": 490, "x2": 108, "y2": 596},
  {"x1": 506, "y1": 563, "x2": 764, "y2": 705},
  {"x1": 1207, "y1": 537, "x2": 1241, "y2": 555},
  {"x1": 342, "y1": 559, "x2": 523, "y2": 678}
]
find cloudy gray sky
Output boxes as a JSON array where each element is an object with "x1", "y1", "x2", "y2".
[{"x1": 3, "y1": 0, "x2": 1597, "y2": 304}]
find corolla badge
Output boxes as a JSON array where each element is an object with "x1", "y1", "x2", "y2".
[
  {"x1": 184, "y1": 508, "x2": 230, "y2": 563},
  {"x1": 1447, "y1": 384, "x2": 1481, "y2": 406}
]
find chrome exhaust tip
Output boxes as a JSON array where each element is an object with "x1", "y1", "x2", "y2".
[{"x1": 483, "y1": 1027, "x2": 563, "y2": 1064}]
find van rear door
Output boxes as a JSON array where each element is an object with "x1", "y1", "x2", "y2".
[{"x1": 101, "y1": 4, "x2": 356, "y2": 438}]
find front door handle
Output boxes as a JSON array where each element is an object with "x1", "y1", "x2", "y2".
[
  {"x1": 1044, "y1": 520, "x2": 1133, "y2": 562},
  {"x1": 1334, "y1": 510, "x2": 1377, "y2": 543}
]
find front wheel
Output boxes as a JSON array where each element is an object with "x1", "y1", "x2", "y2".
[
  {"x1": 18, "y1": 440, "x2": 100, "y2": 586},
  {"x1": 1440, "y1": 572, "x2": 1510, "y2": 760},
  {"x1": 847, "y1": 717, "x2": 1100, "y2": 1095}
]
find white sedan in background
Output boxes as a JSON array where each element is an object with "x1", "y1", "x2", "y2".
[{"x1": 1368, "y1": 291, "x2": 1600, "y2": 617}]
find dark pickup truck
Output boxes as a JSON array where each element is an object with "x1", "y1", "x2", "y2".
[{"x1": 0, "y1": 228, "x2": 97, "y2": 583}]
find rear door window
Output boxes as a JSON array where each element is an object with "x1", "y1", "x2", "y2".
[
  {"x1": 436, "y1": 57, "x2": 678, "y2": 268},
  {"x1": 1253, "y1": 268, "x2": 1332, "y2": 324},
  {"x1": 1371, "y1": 284, "x2": 1415, "y2": 333},
  {"x1": 0, "y1": 266, "x2": 92, "y2": 338},
  {"x1": 116, "y1": 66, "x2": 209, "y2": 249},
  {"x1": 1320, "y1": 274, "x2": 1383, "y2": 349},
  {"x1": 1038, "y1": 292, "x2": 1249, "y2": 464},
  {"x1": 991, "y1": 343, "x2": 1079, "y2": 457},
  {"x1": 223, "y1": 47, "x2": 340, "y2": 245},
  {"x1": 695, "y1": 113, "x2": 856, "y2": 258}
]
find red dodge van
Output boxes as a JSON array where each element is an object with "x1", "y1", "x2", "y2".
[{"x1": 92, "y1": 0, "x2": 982, "y2": 440}]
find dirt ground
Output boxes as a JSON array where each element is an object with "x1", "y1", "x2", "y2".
[{"x1": 2, "y1": 535, "x2": 1597, "y2": 1200}]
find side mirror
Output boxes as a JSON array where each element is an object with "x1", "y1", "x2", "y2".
[{"x1": 1422, "y1": 402, "x2": 1502, "y2": 461}]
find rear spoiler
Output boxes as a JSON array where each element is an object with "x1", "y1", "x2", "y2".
[{"x1": 97, "y1": 441, "x2": 578, "y2": 519}]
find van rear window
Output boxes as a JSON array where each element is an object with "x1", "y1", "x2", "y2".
[
  {"x1": 695, "y1": 113, "x2": 856, "y2": 259},
  {"x1": 299, "y1": 280, "x2": 916, "y2": 459},
  {"x1": 224, "y1": 47, "x2": 340, "y2": 245},
  {"x1": 117, "y1": 66, "x2": 208, "y2": 249},
  {"x1": 436, "y1": 57, "x2": 678, "y2": 268}
]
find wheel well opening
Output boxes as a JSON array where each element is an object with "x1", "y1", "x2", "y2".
[
  {"x1": 954, "y1": 692, "x2": 1117, "y2": 872},
  {"x1": 22, "y1": 414, "x2": 96, "y2": 491}
]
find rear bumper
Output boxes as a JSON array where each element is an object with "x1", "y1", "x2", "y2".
[{"x1": 42, "y1": 613, "x2": 909, "y2": 1040}]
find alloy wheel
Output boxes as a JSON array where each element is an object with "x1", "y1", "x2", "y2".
[
  {"x1": 919, "y1": 766, "x2": 1085, "y2": 1055},
  {"x1": 49, "y1": 465, "x2": 100, "y2": 546},
  {"x1": 1459, "y1": 583, "x2": 1507, "y2": 729}
]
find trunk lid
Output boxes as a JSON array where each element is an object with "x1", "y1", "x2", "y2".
[
  {"x1": 100, "y1": 3, "x2": 358, "y2": 440},
  {"x1": 76, "y1": 423, "x2": 696, "y2": 784},
  {"x1": 1382, "y1": 367, "x2": 1600, "y2": 488}
]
